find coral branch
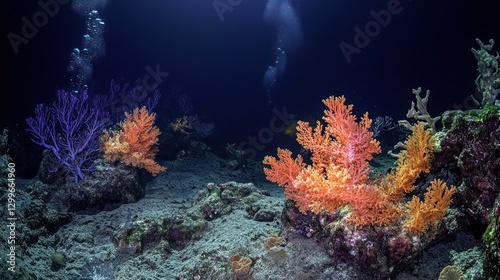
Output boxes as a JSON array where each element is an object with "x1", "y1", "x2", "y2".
[
  {"x1": 263, "y1": 148, "x2": 305, "y2": 188},
  {"x1": 471, "y1": 38, "x2": 500, "y2": 106},
  {"x1": 398, "y1": 87, "x2": 441, "y2": 133},
  {"x1": 101, "y1": 106, "x2": 166, "y2": 176},
  {"x1": 26, "y1": 90, "x2": 109, "y2": 183},
  {"x1": 380, "y1": 123, "x2": 435, "y2": 202},
  {"x1": 404, "y1": 179, "x2": 456, "y2": 235}
]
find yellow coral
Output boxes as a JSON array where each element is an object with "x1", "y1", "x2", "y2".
[
  {"x1": 380, "y1": 123, "x2": 435, "y2": 202},
  {"x1": 170, "y1": 116, "x2": 192, "y2": 134},
  {"x1": 404, "y1": 179, "x2": 456, "y2": 235}
]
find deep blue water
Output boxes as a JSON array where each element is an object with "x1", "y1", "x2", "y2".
[{"x1": 2, "y1": 0, "x2": 498, "y2": 171}]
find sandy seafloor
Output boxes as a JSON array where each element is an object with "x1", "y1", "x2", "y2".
[{"x1": 12, "y1": 149, "x2": 483, "y2": 280}]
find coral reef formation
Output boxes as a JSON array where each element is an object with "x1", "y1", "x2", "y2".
[
  {"x1": 264, "y1": 95, "x2": 456, "y2": 277},
  {"x1": 434, "y1": 106, "x2": 500, "y2": 279},
  {"x1": 264, "y1": 96, "x2": 454, "y2": 230},
  {"x1": 397, "y1": 87, "x2": 441, "y2": 133}
]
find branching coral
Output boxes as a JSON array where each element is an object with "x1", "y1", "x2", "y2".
[
  {"x1": 26, "y1": 90, "x2": 109, "y2": 183},
  {"x1": 263, "y1": 96, "x2": 455, "y2": 234},
  {"x1": 101, "y1": 106, "x2": 166, "y2": 176},
  {"x1": 471, "y1": 38, "x2": 500, "y2": 106},
  {"x1": 264, "y1": 96, "x2": 392, "y2": 226},
  {"x1": 263, "y1": 148, "x2": 305, "y2": 188},
  {"x1": 295, "y1": 96, "x2": 381, "y2": 185},
  {"x1": 404, "y1": 179, "x2": 456, "y2": 235},
  {"x1": 380, "y1": 123, "x2": 435, "y2": 202},
  {"x1": 170, "y1": 116, "x2": 192, "y2": 135},
  {"x1": 398, "y1": 87, "x2": 441, "y2": 133}
]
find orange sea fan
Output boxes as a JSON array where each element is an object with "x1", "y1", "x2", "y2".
[
  {"x1": 263, "y1": 148, "x2": 305, "y2": 188},
  {"x1": 101, "y1": 106, "x2": 166, "y2": 176},
  {"x1": 295, "y1": 96, "x2": 381, "y2": 185},
  {"x1": 264, "y1": 96, "x2": 384, "y2": 222},
  {"x1": 263, "y1": 96, "x2": 450, "y2": 231}
]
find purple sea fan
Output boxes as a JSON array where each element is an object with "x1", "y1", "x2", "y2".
[{"x1": 26, "y1": 90, "x2": 109, "y2": 183}]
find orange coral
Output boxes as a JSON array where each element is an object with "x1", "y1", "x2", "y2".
[
  {"x1": 264, "y1": 96, "x2": 392, "y2": 225},
  {"x1": 101, "y1": 106, "x2": 166, "y2": 176},
  {"x1": 296, "y1": 96, "x2": 381, "y2": 185},
  {"x1": 229, "y1": 254, "x2": 253, "y2": 280},
  {"x1": 263, "y1": 96, "x2": 454, "y2": 233},
  {"x1": 263, "y1": 148, "x2": 305, "y2": 188},
  {"x1": 404, "y1": 179, "x2": 456, "y2": 235},
  {"x1": 264, "y1": 234, "x2": 285, "y2": 251}
]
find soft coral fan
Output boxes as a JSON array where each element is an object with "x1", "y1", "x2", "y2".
[
  {"x1": 264, "y1": 96, "x2": 391, "y2": 225},
  {"x1": 264, "y1": 96, "x2": 455, "y2": 233},
  {"x1": 101, "y1": 106, "x2": 166, "y2": 176},
  {"x1": 295, "y1": 96, "x2": 381, "y2": 185},
  {"x1": 26, "y1": 90, "x2": 109, "y2": 183}
]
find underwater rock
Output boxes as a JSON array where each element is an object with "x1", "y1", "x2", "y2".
[
  {"x1": 253, "y1": 208, "x2": 276, "y2": 222},
  {"x1": 113, "y1": 215, "x2": 207, "y2": 254},
  {"x1": 196, "y1": 183, "x2": 233, "y2": 220},
  {"x1": 434, "y1": 109, "x2": 500, "y2": 226},
  {"x1": 0, "y1": 262, "x2": 37, "y2": 280},
  {"x1": 483, "y1": 194, "x2": 500, "y2": 279},
  {"x1": 0, "y1": 178, "x2": 71, "y2": 246},
  {"x1": 0, "y1": 127, "x2": 37, "y2": 178},
  {"x1": 195, "y1": 182, "x2": 274, "y2": 221},
  {"x1": 23, "y1": 197, "x2": 71, "y2": 245},
  {"x1": 282, "y1": 198, "x2": 458, "y2": 279},
  {"x1": 0, "y1": 154, "x2": 12, "y2": 190},
  {"x1": 47, "y1": 159, "x2": 141, "y2": 213},
  {"x1": 431, "y1": 109, "x2": 500, "y2": 280},
  {"x1": 223, "y1": 143, "x2": 252, "y2": 170},
  {"x1": 113, "y1": 181, "x2": 274, "y2": 256}
]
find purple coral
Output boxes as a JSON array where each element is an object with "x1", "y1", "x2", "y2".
[{"x1": 26, "y1": 90, "x2": 109, "y2": 183}]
